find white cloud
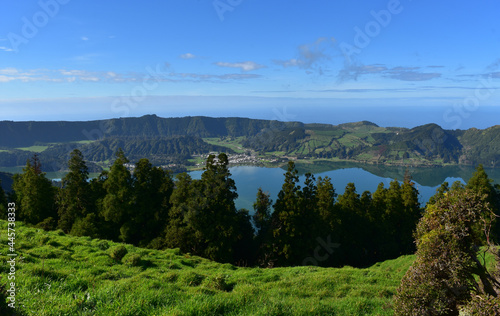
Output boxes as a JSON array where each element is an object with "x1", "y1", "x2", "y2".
[
  {"x1": 215, "y1": 61, "x2": 266, "y2": 72},
  {"x1": 337, "y1": 63, "x2": 442, "y2": 82},
  {"x1": 80, "y1": 77, "x2": 100, "y2": 82},
  {"x1": 0, "y1": 46, "x2": 14, "y2": 52},
  {"x1": 274, "y1": 37, "x2": 336, "y2": 74},
  {"x1": 170, "y1": 72, "x2": 261, "y2": 81},
  {"x1": 0, "y1": 68, "x2": 20, "y2": 75},
  {"x1": 180, "y1": 53, "x2": 196, "y2": 59},
  {"x1": 81, "y1": 36, "x2": 89, "y2": 41},
  {"x1": 67, "y1": 53, "x2": 100, "y2": 63},
  {"x1": 60, "y1": 69, "x2": 88, "y2": 76},
  {"x1": 0, "y1": 65, "x2": 262, "y2": 85},
  {"x1": 274, "y1": 58, "x2": 303, "y2": 68}
]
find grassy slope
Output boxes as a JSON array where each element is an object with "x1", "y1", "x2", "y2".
[
  {"x1": 0, "y1": 220, "x2": 414, "y2": 315},
  {"x1": 14, "y1": 146, "x2": 50, "y2": 153},
  {"x1": 203, "y1": 137, "x2": 247, "y2": 154}
]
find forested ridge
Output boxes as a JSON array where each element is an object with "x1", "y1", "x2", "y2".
[
  {"x1": 0, "y1": 115, "x2": 288, "y2": 147},
  {"x1": 1, "y1": 115, "x2": 500, "y2": 173}
]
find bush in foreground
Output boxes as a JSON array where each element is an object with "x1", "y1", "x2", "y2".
[
  {"x1": 109, "y1": 245, "x2": 128, "y2": 262},
  {"x1": 394, "y1": 189, "x2": 499, "y2": 315}
]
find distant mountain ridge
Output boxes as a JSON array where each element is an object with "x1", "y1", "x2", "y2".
[
  {"x1": 0, "y1": 115, "x2": 499, "y2": 172},
  {"x1": 0, "y1": 115, "x2": 295, "y2": 147}
]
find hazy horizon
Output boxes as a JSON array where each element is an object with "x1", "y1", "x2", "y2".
[
  {"x1": 1, "y1": 96, "x2": 499, "y2": 130},
  {"x1": 1, "y1": 1, "x2": 498, "y2": 129}
]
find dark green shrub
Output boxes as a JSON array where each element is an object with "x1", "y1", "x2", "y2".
[
  {"x1": 123, "y1": 253, "x2": 141, "y2": 267},
  {"x1": 97, "y1": 240, "x2": 109, "y2": 251},
  {"x1": 147, "y1": 237, "x2": 165, "y2": 250},
  {"x1": 109, "y1": 245, "x2": 128, "y2": 262},
  {"x1": 35, "y1": 217, "x2": 57, "y2": 231},
  {"x1": 38, "y1": 235, "x2": 50, "y2": 245}
]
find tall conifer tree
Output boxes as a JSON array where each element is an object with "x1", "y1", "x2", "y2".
[
  {"x1": 101, "y1": 149, "x2": 133, "y2": 241},
  {"x1": 12, "y1": 155, "x2": 56, "y2": 225},
  {"x1": 129, "y1": 158, "x2": 174, "y2": 246},
  {"x1": 57, "y1": 149, "x2": 93, "y2": 234},
  {"x1": 271, "y1": 161, "x2": 302, "y2": 265}
]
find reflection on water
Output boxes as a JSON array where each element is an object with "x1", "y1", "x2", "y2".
[
  {"x1": 40, "y1": 161, "x2": 500, "y2": 214},
  {"x1": 190, "y1": 163, "x2": 500, "y2": 212}
]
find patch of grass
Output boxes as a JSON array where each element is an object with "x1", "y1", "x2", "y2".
[
  {"x1": 15, "y1": 145, "x2": 49, "y2": 153},
  {"x1": 0, "y1": 219, "x2": 421, "y2": 315},
  {"x1": 203, "y1": 137, "x2": 247, "y2": 154}
]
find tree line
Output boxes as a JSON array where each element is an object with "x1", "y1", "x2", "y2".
[
  {"x1": 0, "y1": 135, "x2": 233, "y2": 173},
  {"x1": 2, "y1": 149, "x2": 499, "y2": 268}
]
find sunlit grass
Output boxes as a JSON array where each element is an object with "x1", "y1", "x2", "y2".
[
  {"x1": 0, "y1": 219, "x2": 415, "y2": 315},
  {"x1": 203, "y1": 137, "x2": 246, "y2": 154},
  {"x1": 15, "y1": 145, "x2": 49, "y2": 153}
]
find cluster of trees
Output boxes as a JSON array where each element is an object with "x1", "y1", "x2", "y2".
[
  {"x1": 3, "y1": 149, "x2": 500, "y2": 270},
  {"x1": 458, "y1": 125, "x2": 500, "y2": 166},
  {"x1": 0, "y1": 135, "x2": 232, "y2": 173},
  {"x1": 77, "y1": 136, "x2": 232, "y2": 161},
  {"x1": 252, "y1": 163, "x2": 422, "y2": 267}
]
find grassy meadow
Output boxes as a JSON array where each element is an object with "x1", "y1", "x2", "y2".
[{"x1": 0, "y1": 220, "x2": 415, "y2": 315}]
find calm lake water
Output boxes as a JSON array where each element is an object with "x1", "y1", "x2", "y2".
[
  {"x1": 188, "y1": 162, "x2": 500, "y2": 212},
  {"x1": 44, "y1": 161, "x2": 500, "y2": 213}
]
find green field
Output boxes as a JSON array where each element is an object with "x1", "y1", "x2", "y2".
[
  {"x1": 0, "y1": 220, "x2": 414, "y2": 315},
  {"x1": 12, "y1": 141, "x2": 96, "y2": 154},
  {"x1": 203, "y1": 137, "x2": 247, "y2": 154},
  {"x1": 15, "y1": 145, "x2": 49, "y2": 153}
]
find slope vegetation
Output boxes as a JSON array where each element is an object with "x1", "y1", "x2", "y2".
[
  {"x1": 0, "y1": 220, "x2": 413, "y2": 315},
  {"x1": 1, "y1": 115, "x2": 500, "y2": 173}
]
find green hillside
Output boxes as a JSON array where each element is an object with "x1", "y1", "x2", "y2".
[
  {"x1": 1, "y1": 115, "x2": 500, "y2": 174},
  {"x1": 0, "y1": 219, "x2": 414, "y2": 315},
  {"x1": 0, "y1": 115, "x2": 290, "y2": 148}
]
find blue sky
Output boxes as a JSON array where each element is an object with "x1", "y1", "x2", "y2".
[{"x1": 0, "y1": 0, "x2": 499, "y2": 128}]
